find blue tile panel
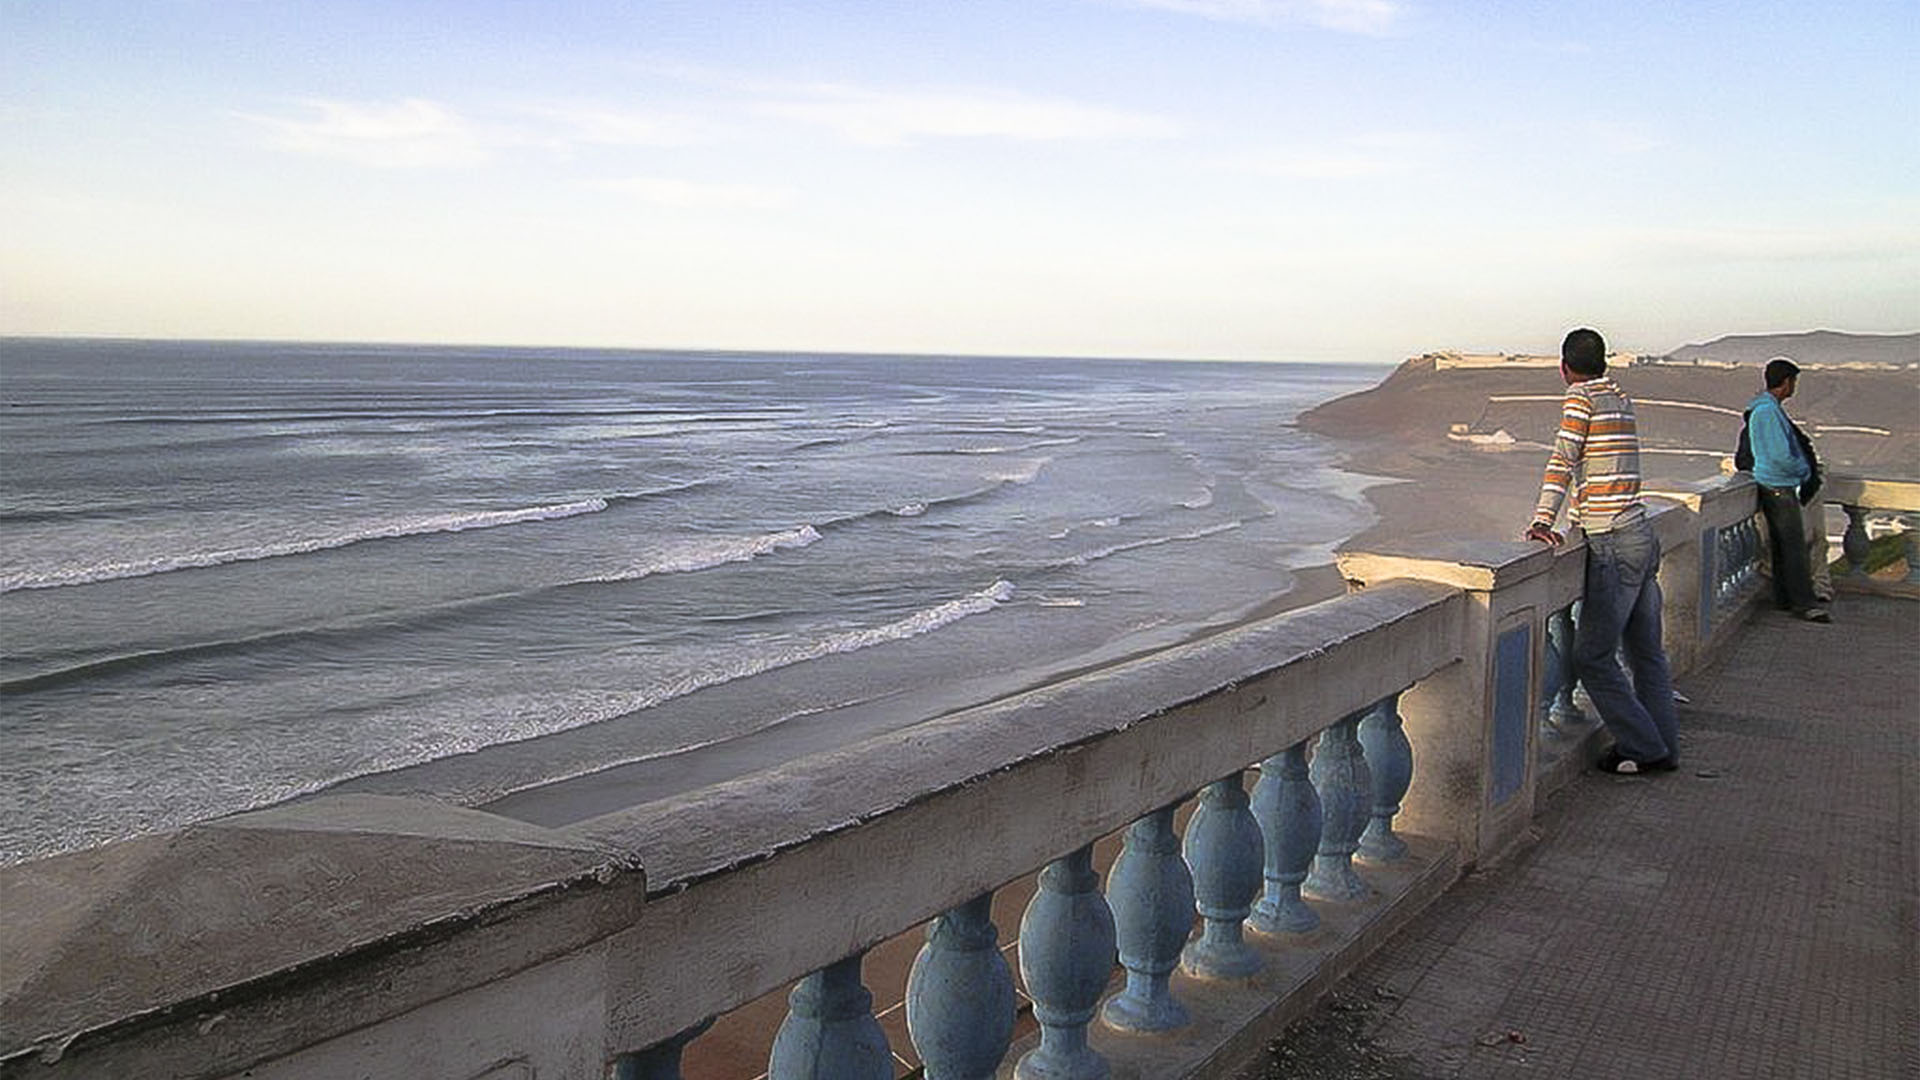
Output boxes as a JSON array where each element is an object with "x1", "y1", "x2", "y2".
[{"x1": 1491, "y1": 623, "x2": 1532, "y2": 806}]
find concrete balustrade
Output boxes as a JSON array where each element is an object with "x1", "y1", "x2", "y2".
[
  {"x1": 4, "y1": 472, "x2": 1912, "y2": 1080},
  {"x1": 1820, "y1": 475, "x2": 1920, "y2": 587}
]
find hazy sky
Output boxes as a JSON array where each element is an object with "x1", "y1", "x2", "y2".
[{"x1": 3, "y1": 1, "x2": 1915, "y2": 362}]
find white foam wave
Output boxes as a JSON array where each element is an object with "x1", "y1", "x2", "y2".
[
  {"x1": 953, "y1": 437, "x2": 1083, "y2": 455},
  {"x1": 0, "y1": 499, "x2": 611, "y2": 593},
  {"x1": 407, "y1": 579, "x2": 1016, "y2": 783},
  {"x1": 1061, "y1": 521, "x2": 1246, "y2": 567},
  {"x1": 985, "y1": 458, "x2": 1049, "y2": 485},
  {"x1": 890, "y1": 503, "x2": 928, "y2": 517},
  {"x1": 609, "y1": 477, "x2": 717, "y2": 501},
  {"x1": 578, "y1": 525, "x2": 822, "y2": 584}
]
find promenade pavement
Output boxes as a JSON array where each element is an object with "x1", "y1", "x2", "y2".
[{"x1": 1257, "y1": 592, "x2": 1919, "y2": 1079}]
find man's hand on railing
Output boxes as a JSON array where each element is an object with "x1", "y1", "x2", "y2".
[{"x1": 1524, "y1": 522, "x2": 1564, "y2": 546}]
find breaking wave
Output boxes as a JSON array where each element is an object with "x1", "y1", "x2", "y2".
[{"x1": 2, "y1": 499, "x2": 612, "y2": 593}]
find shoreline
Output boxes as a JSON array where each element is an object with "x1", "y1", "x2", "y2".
[{"x1": 115, "y1": 352, "x2": 1920, "y2": 841}]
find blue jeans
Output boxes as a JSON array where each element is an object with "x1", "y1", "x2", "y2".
[{"x1": 1575, "y1": 516, "x2": 1679, "y2": 763}]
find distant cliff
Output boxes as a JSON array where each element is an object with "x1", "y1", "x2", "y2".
[{"x1": 1656, "y1": 330, "x2": 1918, "y2": 368}]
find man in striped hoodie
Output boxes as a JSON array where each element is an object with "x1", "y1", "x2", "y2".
[{"x1": 1524, "y1": 328, "x2": 1680, "y2": 775}]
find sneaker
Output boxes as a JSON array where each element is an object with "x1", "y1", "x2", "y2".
[
  {"x1": 1795, "y1": 607, "x2": 1832, "y2": 623},
  {"x1": 1596, "y1": 749, "x2": 1676, "y2": 775}
]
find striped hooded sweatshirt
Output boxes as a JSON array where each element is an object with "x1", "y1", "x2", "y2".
[{"x1": 1531, "y1": 375, "x2": 1644, "y2": 533}]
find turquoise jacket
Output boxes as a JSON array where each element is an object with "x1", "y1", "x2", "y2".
[{"x1": 1746, "y1": 392, "x2": 1809, "y2": 488}]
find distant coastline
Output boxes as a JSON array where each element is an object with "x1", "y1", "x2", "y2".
[{"x1": 1298, "y1": 330, "x2": 1920, "y2": 552}]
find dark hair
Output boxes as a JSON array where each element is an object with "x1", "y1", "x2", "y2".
[
  {"x1": 1764, "y1": 357, "x2": 1801, "y2": 389},
  {"x1": 1561, "y1": 328, "x2": 1607, "y2": 377}
]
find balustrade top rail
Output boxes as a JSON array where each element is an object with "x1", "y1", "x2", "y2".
[
  {"x1": 567, "y1": 578, "x2": 1461, "y2": 894},
  {"x1": 1815, "y1": 472, "x2": 1920, "y2": 511}
]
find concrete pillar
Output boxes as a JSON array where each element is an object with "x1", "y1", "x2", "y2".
[
  {"x1": 1099, "y1": 806, "x2": 1193, "y2": 1032},
  {"x1": 1179, "y1": 775, "x2": 1264, "y2": 980},
  {"x1": 1246, "y1": 742, "x2": 1321, "y2": 936},
  {"x1": 906, "y1": 893, "x2": 1015, "y2": 1080},
  {"x1": 1650, "y1": 508, "x2": 1705, "y2": 672},
  {"x1": 1016, "y1": 845, "x2": 1116, "y2": 1080},
  {"x1": 1338, "y1": 540, "x2": 1555, "y2": 866}
]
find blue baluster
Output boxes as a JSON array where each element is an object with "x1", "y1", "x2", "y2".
[
  {"x1": 907, "y1": 892, "x2": 1015, "y2": 1080},
  {"x1": 1538, "y1": 607, "x2": 1563, "y2": 732},
  {"x1": 612, "y1": 1018, "x2": 714, "y2": 1080},
  {"x1": 1728, "y1": 526, "x2": 1743, "y2": 611},
  {"x1": 1180, "y1": 774, "x2": 1264, "y2": 979},
  {"x1": 1248, "y1": 742, "x2": 1321, "y2": 935},
  {"x1": 1357, "y1": 694, "x2": 1413, "y2": 863},
  {"x1": 1099, "y1": 805, "x2": 1194, "y2": 1031},
  {"x1": 1733, "y1": 521, "x2": 1747, "y2": 587},
  {"x1": 1841, "y1": 504, "x2": 1871, "y2": 575},
  {"x1": 767, "y1": 953, "x2": 893, "y2": 1080},
  {"x1": 1017, "y1": 845, "x2": 1117, "y2": 1080},
  {"x1": 1303, "y1": 712, "x2": 1373, "y2": 903},
  {"x1": 1548, "y1": 607, "x2": 1584, "y2": 729}
]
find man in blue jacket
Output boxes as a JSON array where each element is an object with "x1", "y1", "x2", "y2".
[{"x1": 1746, "y1": 357, "x2": 1830, "y2": 623}]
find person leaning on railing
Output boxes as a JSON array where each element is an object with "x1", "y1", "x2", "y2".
[
  {"x1": 1523, "y1": 327, "x2": 1681, "y2": 776},
  {"x1": 1743, "y1": 357, "x2": 1832, "y2": 623}
]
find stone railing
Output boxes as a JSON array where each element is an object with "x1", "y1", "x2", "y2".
[
  {"x1": 1823, "y1": 474, "x2": 1920, "y2": 588},
  {"x1": 2, "y1": 473, "x2": 1910, "y2": 1080}
]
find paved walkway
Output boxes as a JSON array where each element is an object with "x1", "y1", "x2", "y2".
[{"x1": 1259, "y1": 593, "x2": 1919, "y2": 1079}]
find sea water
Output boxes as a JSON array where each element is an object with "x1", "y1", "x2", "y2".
[{"x1": 0, "y1": 339, "x2": 1386, "y2": 863}]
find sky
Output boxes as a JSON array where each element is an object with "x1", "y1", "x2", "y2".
[{"x1": 2, "y1": 1, "x2": 1915, "y2": 363}]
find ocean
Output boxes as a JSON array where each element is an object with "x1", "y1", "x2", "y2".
[{"x1": 0, "y1": 339, "x2": 1387, "y2": 865}]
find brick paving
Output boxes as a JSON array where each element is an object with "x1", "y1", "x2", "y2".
[{"x1": 1263, "y1": 593, "x2": 1920, "y2": 1079}]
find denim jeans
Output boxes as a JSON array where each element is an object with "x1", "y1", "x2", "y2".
[
  {"x1": 1575, "y1": 515, "x2": 1679, "y2": 763},
  {"x1": 1757, "y1": 484, "x2": 1817, "y2": 612}
]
